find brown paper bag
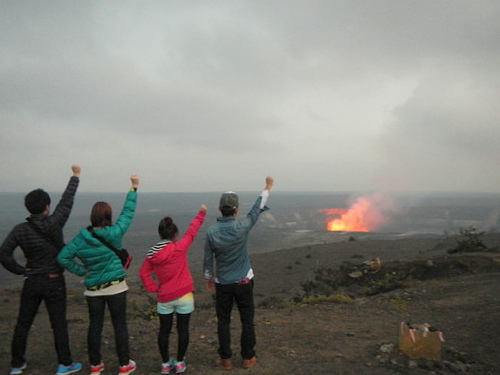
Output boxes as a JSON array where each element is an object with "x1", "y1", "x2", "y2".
[{"x1": 398, "y1": 322, "x2": 444, "y2": 361}]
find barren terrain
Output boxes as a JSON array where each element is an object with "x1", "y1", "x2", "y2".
[{"x1": 1, "y1": 233, "x2": 500, "y2": 374}]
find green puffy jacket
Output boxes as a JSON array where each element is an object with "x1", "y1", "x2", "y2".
[{"x1": 58, "y1": 190, "x2": 137, "y2": 288}]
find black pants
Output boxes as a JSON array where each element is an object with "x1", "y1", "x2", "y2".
[
  {"x1": 11, "y1": 274, "x2": 72, "y2": 367},
  {"x1": 158, "y1": 313, "x2": 191, "y2": 363},
  {"x1": 215, "y1": 281, "x2": 256, "y2": 360},
  {"x1": 86, "y1": 291, "x2": 129, "y2": 366}
]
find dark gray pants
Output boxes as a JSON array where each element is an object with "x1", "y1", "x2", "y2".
[
  {"x1": 215, "y1": 281, "x2": 256, "y2": 360},
  {"x1": 12, "y1": 274, "x2": 72, "y2": 367},
  {"x1": 86, "y1": 291, "x2": 129, "y2": 366}
]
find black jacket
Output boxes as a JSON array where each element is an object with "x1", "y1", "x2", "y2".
[{"x1": 0, "y1": 176, "x2": 79, "y2": 275}]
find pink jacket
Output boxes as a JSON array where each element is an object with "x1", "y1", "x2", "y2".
[{"x1": 140, "y1": 211, "x2": 205, "y2": 303}]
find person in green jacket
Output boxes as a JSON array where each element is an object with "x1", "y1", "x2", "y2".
[{"x1": 58, "y1": 175, "x2": 139, "y2": 375}]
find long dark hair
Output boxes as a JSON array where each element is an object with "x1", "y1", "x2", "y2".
[
  {"x1": 158, "y1": 216, "x2": 178, "y2": 240},
  {"x1": 90, "y1": 202, "x2": 112, "y2": 227}
]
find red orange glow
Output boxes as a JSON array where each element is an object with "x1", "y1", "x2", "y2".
[{"x1": 322, "y1": 194, "x2": 389, "y2": 232}]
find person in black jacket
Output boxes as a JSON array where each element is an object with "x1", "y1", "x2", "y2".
[{"x1": 0, "y1": 165, "x2": 83, "y2": 375}]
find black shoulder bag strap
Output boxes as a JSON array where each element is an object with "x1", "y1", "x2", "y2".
[
  {"x1": 87, "y1": 226, "x2": 120, "y2": 255},
  {"x1": 27, "y1": 220, "x2": 62, "y2": 249}
]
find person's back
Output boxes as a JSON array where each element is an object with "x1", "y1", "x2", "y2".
[
  {"x1": 203, "y1": 176, "x2": 273, "y2": 371},
  {"x1": 205, "y1": 199, "x2": 262, "y2": 284},
  {"x1": 2, "y1": 184, "x2": 77, "y2": 275},
  {"x1": 0, "y1": 165, "x2": 82, "y2": 375},
  {"x1": 57, "y1": 174, "x2": 139, "y2": 375},
  {"x1": 140, "y1": 205, "x2": 207, "y2": 374}
]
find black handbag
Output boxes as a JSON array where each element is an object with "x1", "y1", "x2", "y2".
[{"x1": 87, "y1": 226, "x2": 132, "y2": 269}]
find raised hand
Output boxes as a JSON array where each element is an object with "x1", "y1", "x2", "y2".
[
  {"x1": 130, "y1": 175, "x2": 139, "y2": 189},
  {"x1": 265, "y1": 176, "x2": 274, "y2": 191},
  {"x1": 71, "y1": 165, "x2": 81, "y2": 177}
]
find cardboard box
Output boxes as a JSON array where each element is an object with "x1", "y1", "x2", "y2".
[{"x1": 398, "y1": 322, "x2": 444, "y2": 361}]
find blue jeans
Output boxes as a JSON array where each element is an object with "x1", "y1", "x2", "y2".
[
  {"x1": 86, "y1": 291, "x2": 129, "y2": 366},
  {"x1": 11, "y1": 274, "x2": 73, "y2": 367},
  {"x1": 215, "y1": 281, "x2": 256, "y2": 360}
]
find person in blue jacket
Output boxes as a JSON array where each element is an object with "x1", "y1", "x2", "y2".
[
  {"x1": 58, "y1": 175, "x2": 139, "y2": 375},
  {"x1": 204, "y1": 176, "x2": 274, "y2": 371}
]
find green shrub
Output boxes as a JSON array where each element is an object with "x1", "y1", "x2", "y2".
[
  {"x1": 448, "y1": 227, "x2": 487, "y2": 254},
  {"x1": 390, "y1": 296, "x2": 407, "y2": 311},
  {"x1": 303, "y1": 293, "x2": 353, "y2": 305}
]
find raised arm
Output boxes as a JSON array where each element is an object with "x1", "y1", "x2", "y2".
[
  {"x1": 114, "y1": 175, "x2": 140, "y2": 234},
  {"x1": 50, "y1": 165, "x2": 81, "y2": 227},
  {"x1": 244, "y1": 176, "x2": 274, "y2": 227},
  {"x1": 259, "y1": 176, "x2": 273, "y2": 209},
  {"x1": 175, "y1": 204, "x2": 207, "y2": 249}
]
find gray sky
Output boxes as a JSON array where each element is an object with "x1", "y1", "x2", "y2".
[{"x1": 2, "y1": 1, "x2": 500, "y2": 193}]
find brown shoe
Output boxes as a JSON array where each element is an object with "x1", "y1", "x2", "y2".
[
  {"x1": 217, "y1": 358, "x2": 233, "y2": 371},
  {"x1": 242, "y1": 356, "x2": 257, "y2": 369}
]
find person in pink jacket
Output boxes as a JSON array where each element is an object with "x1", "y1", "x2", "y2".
[{"x1": 140, "y1": 204, "x2": 207, "y2": 375}]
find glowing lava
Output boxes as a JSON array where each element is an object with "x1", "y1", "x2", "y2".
[{"x1": 323, "y1": 194, "x2": 390, "y2": 232}]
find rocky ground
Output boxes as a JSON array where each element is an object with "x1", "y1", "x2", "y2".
[{"x1": 1, "y1": 233, "x2": 500, "y2": 374}]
